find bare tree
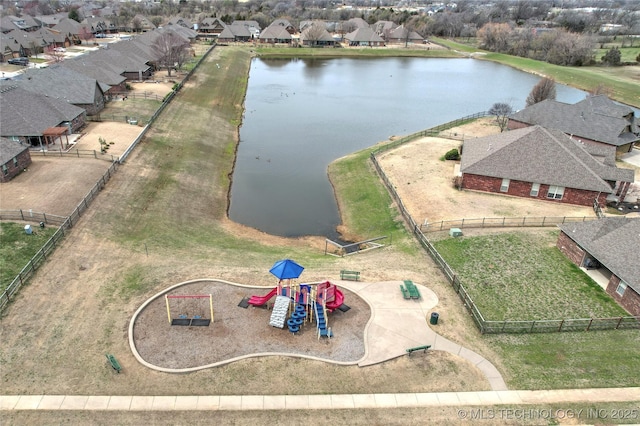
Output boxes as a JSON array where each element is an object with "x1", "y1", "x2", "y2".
[
  {"x1": 48, "y1": 48, "x2": 65, "y2": 63},
  {"x1": 132, "y1": 17, "x2": 143, "y2": 33},
  {"x1": 589, "y1": 84, "x2": 613, "y2": 98},
  {"x1": 526, "y1": 77, "x2": 556, "y2": 107},
  {"x1": 79, "y1": 26, "x2": 93, "y2": 44},
  {"x1": 152, "y1": 32, "x2": 190, "y2": 77},
  {"x1": 302, "y1": 22, "x2": 327, "y2": 47},
  {"x1": 488, "y1": 102, "x2": 513, "y2": 132}
]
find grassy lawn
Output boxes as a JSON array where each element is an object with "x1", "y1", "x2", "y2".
[
  {"x1": 255, "y1": 46, "x2": 464, "y2": 59},
  {"x1": 433, "y1": 230, "x2": 627, "y2": 320},
  {"x1": 100, "y1": 97, "x2": 162, "y2": 122},
  {"x1": 0, "y1": 222, "x2": 57, "y2": 291},
  {"x1": 487, "y1": 330, "x2": 640, "y2": 389},
  {"x1": 435, "y1": 38, "x2": 640, "y2": 109}
]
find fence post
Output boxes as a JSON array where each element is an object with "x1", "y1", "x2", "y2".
[
  {"x1": 20, "y1": 209, "x2": 24, "y2": 221},
  {"x1": 616, "y1": 316, "x2": 623, "y2": 329},
  {"x1": 586, "y1": 318, "x2": 593, "y2": 331},
  {"x1": 558, "y1": 319, "x2": 564, "y2": 332},
  {"x1": 43, "y1": 213, "x2": 47, "y2": 223},
  {"x1": 530, "y1": 320, "x2": 535, "y2": 332}
]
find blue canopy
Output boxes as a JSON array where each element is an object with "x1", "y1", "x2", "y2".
[{"x1": 269, "y1": 259, "x2": 304, "y2": 280}]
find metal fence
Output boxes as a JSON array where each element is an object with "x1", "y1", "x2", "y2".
[
  {"x1": 0, "y1": 45, "x2": 218, "y2": 313},
  {"x1": 30, "y1": 149, "x2": 118, "y2": 162},
  {"x1": 369, "y1": 114, "x2": 640, "y2": 334},
  {"x1": 421, "y1": 216, "x2": 598, "y2": 232},
  {"x1": 0, "y1": 160, "x2": 119, "y2": 312}
]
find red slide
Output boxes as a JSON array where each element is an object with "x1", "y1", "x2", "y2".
[
  {"x1": 247, "y1": 287, "x2": 278, "y2": 306},
  {"x1": 326, "y1": 288, "x2": 344, "y2": 312}
]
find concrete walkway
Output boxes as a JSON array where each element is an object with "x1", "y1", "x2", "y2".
[
  {"x1": 2, "y1": 388, "x2": 639, "y2": 411},
  {"x1": 338, "y1": 280, "x2": 507, "y2": 390}
]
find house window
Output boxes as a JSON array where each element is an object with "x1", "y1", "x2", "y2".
[
  {"x1": 547, "y1": 185, "x2": 565, "y2": 200},
  {"x1": 12, "y1": 157, "x2": 18, "y2": 167},
  {"x1": 500, "y1": 178, "x2": 510, "y2": 192},
  {"x1": 615, "y1": 281, "x2": 627, "y2": 296},
  {"x1": 2, "y1": 165, "x2": 7, "y2": 175},
  {"x1": 530, "y1": 183, "x2": 540, "y2": 197}
]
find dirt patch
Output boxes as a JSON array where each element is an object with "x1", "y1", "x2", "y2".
[
  {"x1": 134, "y1": 281, "x2": 369, "y2": 368},
  {"x1": 377, "y1": 117, "x2": 595, "y2": 224}
]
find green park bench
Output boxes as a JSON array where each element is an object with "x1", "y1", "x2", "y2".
[
  {"x1": 406, "y1": 345, "x2": 431, "y2": 355},
  {"x1": 403, "y1": 280, "x2": 421, "y2": 299},
  {"x1": 106, "y1": 354, "x2": 122, "y2": 373},
  {"x1": 400, "y1": 284, "x2": 410, "y2": 299},
  {"x1": 340, "y1": 270, "x2": 360, "y2": 281}
]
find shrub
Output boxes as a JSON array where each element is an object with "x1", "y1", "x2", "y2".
[{"x1": 444, "y1": 148, "x2": 460, "y2": 161}]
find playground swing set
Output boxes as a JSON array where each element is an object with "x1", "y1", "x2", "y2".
[{"x1": 165, "y1": 294, "x2": 213, "y2": 326}]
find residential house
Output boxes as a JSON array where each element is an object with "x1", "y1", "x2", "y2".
[
  {"x1": 459, "y1": 125, "x2": 635, "y2": 207},
  {"x1": 34, "y1": 12, "x2": 69, "y2": 28},
  {"x1": 269, "y1": 19, "x2": 296, "y2": 34},
  {"x1": 129, "y1": 14, "x2": 156, "y2": 33},
  {"x1": 231, "y1": 20, "x2": 261, "y2": 38},
  {"x1": 217, "y1": 25, "x2": 252, "y2": 43},
  {"x1": 0, "y1": 15, "x2": 41, "y2": 33},
  {"x1": 62, "y1": 54, "x2": 127, "y2": 96},
  {"x1": 197, "y1": 17, "x2": 227, "y2": 37},
  {"x1": 19, "y1": 66, "x2": 106, "y2": 116},
  {"x1": 508, "y1": 95, "x2": 640, "y2": 156},
  {"x1": 53, "y1": 18, "x2": 92, "y2": 44},
  {"x1": 557, "y1": 217, "x2": 640, "y2": 316},
  {"x1": 299, "y1": 24, "x2": 336, "y2": 47},
  {"x1": 344, "y1": 27, "x2": 385, "y2": 47},
  {"x1": 258, "y1": 26, "x2": 292, "y2": 44},
  {"x1": 166, "y1": 17, "x2": 193, "y2": 29},
  {"x1": 386, "y1": 26, "x2": 424, "y2": 45},
  {"x1": 0, "y1": 85, "x2": 86, "y2": 149},
  {"x1": 0, "y1": 137, "x2": 31, "y2": 183}
]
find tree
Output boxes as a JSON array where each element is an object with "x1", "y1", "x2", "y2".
[
  {"x1": 152, "y1": 32, "x2": 190, "y2": 77},
  {"x1": 68, "y1": 7, "x2": 81, "y2": 23},
  {"x1": 488, "y1": 102, "x2": 513, "y2": 132},
  {"x1": 302, "y1": 22, "x2": 327, "y2": 47},
  {"x1": 589, "y1": 84, "x2": 612, "y2": 97},
  {"x1": 477, "y1": 23, "x2": 511, "y2": 52},
  {"x1": 601, "y1": 47, "x2": 621, "y2": 66},
  {"x1": 526, "y1": 77, "x2": 556, "y2": 107},
  {"x1": 79, "y1": 27, "x2": 93, "y2": 44}
]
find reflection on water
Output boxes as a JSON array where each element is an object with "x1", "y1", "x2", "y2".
[{"x1": 230, "y1": 57, "x2": 588, "y2": 239}]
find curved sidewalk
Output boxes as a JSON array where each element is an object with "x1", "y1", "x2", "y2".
[
  {"x1": 338, "y1": 280, "x2": 507, "y2": 391},
  {"x1": 2, "y1": 388, "x2": 639, "y2": 411}
]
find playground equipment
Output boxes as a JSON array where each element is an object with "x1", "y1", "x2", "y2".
[
  {"x1": 249, "y1": 280, "x2": 344, "y2": 338},
  {"x1": 165, "y1": 294, "x2": 213, "y2": 326},
  {"x1": 247, "y1": 287, "x2": 278, "y2": 307}
]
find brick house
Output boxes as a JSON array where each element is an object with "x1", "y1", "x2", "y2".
[
  {"x1": 459, "y1": 125, "x2": 635, "y2": 207},
  {"x1": 557, "y1": 218, "x2": 640, "y2": 316},
  {"x1": 0, "y1": 137, "x2": 31, "y2": 182},
  {"x1": 508, "y1": 95, "x2": 640, "y2": 156}
]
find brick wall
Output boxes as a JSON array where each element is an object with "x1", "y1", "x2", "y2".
[
  {"x1": 606, "y1": 275, "x2": 640, "y2": 316},
  {"x1": 461, "y1": 173, "x2": 606, "y2": 207},
  {"x1": 556, "y1": 232, "x2": 585, "y2": 265},
  {"x1": 0, "y1": 147, "x2": 32, "y2": 183}
]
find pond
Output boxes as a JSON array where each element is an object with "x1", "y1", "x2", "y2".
[{"x1": 229, "y1": 57, "x2": 588, "y2": 239}]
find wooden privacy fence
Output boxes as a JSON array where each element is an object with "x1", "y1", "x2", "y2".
[{"x1": 368, "y1": 114, "x2": 639, "y2": 334}]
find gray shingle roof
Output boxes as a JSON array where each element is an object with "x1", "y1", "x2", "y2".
[
  {"x1": 17, "y1": 66, "x2": 103, "y2": 105},
  {"x1": 259, "y1": 26, "x2": 292, "y2": 40},
  {"x1": 0, "y1": 86, "x2": 85, "y2": 137},
  {"x1": 509, "y1": 96, "x2": 639, "y2": 147},
  {"x1": 460, "y1": 125, "x2": 634, "y2": 192},
  {"x1": 344, "y1": 27, "x2": 384, "y2": 43},
  {"x1": 0, "y1": 137, "x2": 28, "y2": 164},
  {"x1": 558, "y1": 218, "x2": 640, "y2": 292}
]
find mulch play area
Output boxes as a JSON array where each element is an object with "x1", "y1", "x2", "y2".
[{"x1": 132, "y1": 280, "x2": 370, "y2": 370}]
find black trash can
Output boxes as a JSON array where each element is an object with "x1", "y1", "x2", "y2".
[{"x1": 430, "y1": 312, "x2": 439, "y2": 325}]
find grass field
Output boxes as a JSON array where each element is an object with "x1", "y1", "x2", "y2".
[
  {"x1": 0, "y1": 222, "x2": 57, "y2": 291},
  {"x1": 2, "y1": 44, "x2": 640, "y2": 423},
  {"x1": 435, "y1": 38, "x2": 640, "y2": 109},
  {"x1": 432, "y1": 230, "x2": 628, "y2": 320}
]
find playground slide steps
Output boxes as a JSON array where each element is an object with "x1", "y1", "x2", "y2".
[
  {"x1": 315, "y1": 302, "x2": 333, "y2": 338},
  {"x1": 269, "y1": 296, "x2": 290, "y2": 328}
]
